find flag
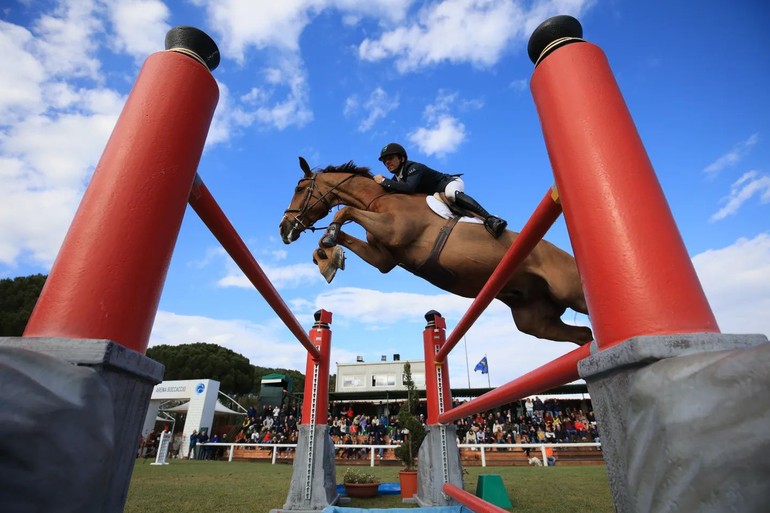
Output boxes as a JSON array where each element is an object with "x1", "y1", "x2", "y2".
[{"x1": 473, "y1": 356, "x2": 488, "y2": 374}]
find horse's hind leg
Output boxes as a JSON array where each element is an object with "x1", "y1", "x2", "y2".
[{"x1": 503, "y1": 296, "x2": 593, "y2": 345}]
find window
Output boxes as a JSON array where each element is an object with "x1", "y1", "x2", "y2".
[
  {"x1": 342, "y1": 375, "x2": 364, "y2": 388},
  {"x1": 372, "y1": 374, "x2": 396, "y2": 387},
  {"x1": 404, "y1": 372, "x2": 426, "y2": 387}
]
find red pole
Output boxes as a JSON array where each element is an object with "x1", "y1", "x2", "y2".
[
  {"x1": 301, "y1": 310, "x2": 332, "y2": 425},
  {"x1": 189, "y1": 177, "x2": 321, "y2": 360},
  {"x1": 435, "y1": 188, "x2": 562, "y2": 363},
  {"x1": 530, "y1": 23, "x2": 719, "y2": 349},
  {"x1": 438, "y1": 344, "x2": 590, "y2": 425},
  {"x1": 443, "y1": 483, "x2": 511, "y2": 513},
  {"x1": 24, "y1": 35, "x2": 219, "y2": 354},
  {"x1": 423, "y1": 311, "x2": 452, "y2": 425}
]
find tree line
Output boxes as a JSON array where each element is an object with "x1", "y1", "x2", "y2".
[{"x1": 0, "y1": 274, "x2": 318, "y2": 396}]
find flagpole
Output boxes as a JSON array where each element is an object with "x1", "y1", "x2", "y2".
[
  {"x1": 485, "y1": 353, "x2": 491, "y2": 388},
  {"x1": 463, "y1": 336, "x2": 471, "y2": 389}
]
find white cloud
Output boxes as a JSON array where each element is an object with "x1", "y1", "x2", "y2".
[
  {"x1": 409, "y1": 115, "x2": 466, "y2": 157},
  {"x1": 150, "y1": 310, "x2": 311, "y2": 369},
  {"x1": 0, "y1": 98, "x2": 122, "y2": 266},
  {"x1": 252, "y1": 56, "x2": 313, "y2": 130},
  {"x1": 0, "y1": 21, "x2": 46, "y2": 123},
  {"x1": 218, "y1": 261, "x2": 325, "y2": 289},
  {"x1": 330, "y1": 0, "x2": 413, "y2": 26},
  {"x1": 407, "y1": 91, "x2": 472, "y2": 156},
  {"x1": 32, "y1": 0, "x2": 103, "y2": 79},
  {"x1": 316, "y1": 286, "x2": 474, "y2": 325},
  {"x1": 345, "y1": 87, "x2": 400, "y2": 132},
  {"x1": 358, "y1": 0, "x2": 592, "y2": 72},
  {"x1": 106, "y1": 0, "x2": 170, "y2": 61},
  {"x1": 0, "y1": 3, "x2": 130, "y2": 269},
  {"x1": 710, "y1": 170, "x2": 770, "y2": 221},
  {"x1": 200, "y1": 0, "x2": 315, "y2": 60},
  {"x1": 703, "y1": 133, "x2": 759, "y2": 177},
  {"x1": 693, "y1": 233, "x2": 770, "y2": 335}
]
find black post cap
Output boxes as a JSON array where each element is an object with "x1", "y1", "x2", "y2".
[
  {"x1": 165, "y1": 26, "x2": 220, "y2": 71},
  {"x1": 527, "y1": 15, "x2": 583, "y2": 65}
]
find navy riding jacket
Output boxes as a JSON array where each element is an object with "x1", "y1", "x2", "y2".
[{"x1": 380, "y1": 160, "x2": 460, "y2": 194}]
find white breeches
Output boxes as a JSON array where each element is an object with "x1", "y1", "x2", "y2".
[{"x1": 444, "y1": 178, "x2": 465, "y2": 203}]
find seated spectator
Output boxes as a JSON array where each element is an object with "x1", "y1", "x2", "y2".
[
  {"x1": 563, "y1": 417, "x2": 576, "y2": 441},
  {"x1": 574, "y1": 418, "x2": 586, "y2": 440},
  {"x1": 262, "y1": 415, "x2": 274, "y2": 433}
]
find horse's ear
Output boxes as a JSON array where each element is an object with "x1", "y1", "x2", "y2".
[{"x1": 299, "y1": 157, "x2": 312, "y2": 177}]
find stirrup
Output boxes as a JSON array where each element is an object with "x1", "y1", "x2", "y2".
[{"x1": 484, "y1": 217, "x2": 507, "y2": 238}]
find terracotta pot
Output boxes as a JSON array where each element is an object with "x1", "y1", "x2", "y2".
[
  {"x1": 344, "y1": 482, "x2": 380, "y2": 498},
  {"x1": 398, "y1": 470, "x2": 418, "y2": 498}
]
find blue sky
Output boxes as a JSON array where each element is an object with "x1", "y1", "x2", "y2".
[{"x1": 1, "y1": 0, "x2": 768, "y2": 388}]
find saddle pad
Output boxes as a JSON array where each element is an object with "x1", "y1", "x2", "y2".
[{"x1": 426, "y1": 195, "x2": 483, "y2": 224}]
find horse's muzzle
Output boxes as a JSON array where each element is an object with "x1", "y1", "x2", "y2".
[{"x1": 279, "y1": 217, "x2": 300, "y2": 244}]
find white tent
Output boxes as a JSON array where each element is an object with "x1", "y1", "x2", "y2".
[{"x1": 161, "y1": 400, "x2": 245, "y2": 416}]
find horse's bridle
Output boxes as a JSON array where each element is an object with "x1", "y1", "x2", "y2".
[{"x1": 282, "y1": 173, "x2": 357, "y2": 234}]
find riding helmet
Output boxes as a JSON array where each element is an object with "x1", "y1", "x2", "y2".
[{"x1": 378, "y1": 142, "x2": 407, "y2": 162}]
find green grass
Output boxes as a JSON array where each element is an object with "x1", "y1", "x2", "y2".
[{"x1": 126, "y1": 460, "x2": 614, "y2": 512}]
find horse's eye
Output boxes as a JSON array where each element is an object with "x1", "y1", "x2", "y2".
[{"x1": 295, "y1": 186, "x2": 303, "y2": 193}]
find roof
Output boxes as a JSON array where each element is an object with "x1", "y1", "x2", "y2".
[
  {"x1": 261, "y1": 373, "x2": 289, "y2": 383},
  {"x1": 161, "y1": 400, "x2": 245, "y2": 416},
  {"x1": 322, "y1": 383, "x2": 589, "y2": 403}
]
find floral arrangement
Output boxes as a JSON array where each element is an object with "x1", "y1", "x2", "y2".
[{"x1": 342, "y1": 467, "x2": 379, "y2": 484}]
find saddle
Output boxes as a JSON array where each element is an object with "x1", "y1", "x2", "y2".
[{"x1": 425, "y1": 194, "x2": 483, "y2": 224}]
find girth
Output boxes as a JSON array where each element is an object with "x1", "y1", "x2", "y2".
[{"x1": 405, "y1": 216, "x2": 460, "y2": 288}]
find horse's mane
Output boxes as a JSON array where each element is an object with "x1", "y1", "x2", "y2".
[{"x1": 318, "y1": 161, "x2": 373, "y2": 178}]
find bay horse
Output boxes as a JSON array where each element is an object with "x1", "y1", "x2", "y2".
[{"x1": 279, "y1": 157, "x2": 592, "y2": 345}]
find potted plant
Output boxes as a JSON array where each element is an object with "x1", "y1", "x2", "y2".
[
  {"x1": 394, "y1": 362, "x2": 426, "y2": 499},
  {"x1": 342, "y1": 467, "x2": 380, "y2": 498}
]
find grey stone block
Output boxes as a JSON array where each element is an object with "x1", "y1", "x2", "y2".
[
  {"x1": 414, "y1": 425, "x2": 464, "y2": 507},
  {"x1": 579, "y1": 333, "x2": 770, "y2": 513},
  {"x1": 0, "y1": 337, "x2": 164, "y2": 512}
]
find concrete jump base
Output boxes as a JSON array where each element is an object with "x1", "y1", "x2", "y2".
[
  {"x1": 277, "y1": 424, "x2": 339, "y2": 512},
  {"x1": 0, "y1": 337, "x2": 164, "y2": 513},
  {"x1": 414, "y1": 425, "x2": 463, "y2": 507},
  {"x1": 578, "y1": 333, "x2": 770, "y2": 513}
]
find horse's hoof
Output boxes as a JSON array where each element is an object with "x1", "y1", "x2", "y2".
[{"x1": 331, "y1": 246, "x2": 345, "y2": 270}]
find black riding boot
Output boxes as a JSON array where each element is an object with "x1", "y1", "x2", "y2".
[
  {"x1": 320, "y1": 223, "x2": 340, "y2": 247},
  {"x1": 454, "y1": 192, "x2": 507, "y2": 238}
]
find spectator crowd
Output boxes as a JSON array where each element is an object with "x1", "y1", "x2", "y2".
[{"x1": 145, "y1": 396, "x2": 599, "y2": 461}]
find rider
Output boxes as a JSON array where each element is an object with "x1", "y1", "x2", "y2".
[{"x1": 373, "y1": 142, "x2": 507, "y2": 238}]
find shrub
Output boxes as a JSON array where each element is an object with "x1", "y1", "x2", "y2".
[{"x1": 342, "y1": 467, "x2": 379, "y2": 484}]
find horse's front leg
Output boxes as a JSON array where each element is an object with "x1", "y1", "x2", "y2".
[
  {"x1": 320, "y1": 207, "x2": 396, "y2": 247},
  {"x1": 336, "y1": 230, "x2": 398, "y2": 273}
]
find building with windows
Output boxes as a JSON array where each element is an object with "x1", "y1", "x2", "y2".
[{"x1": 335, "y1": 354, "x2": 425, "y2": 392}]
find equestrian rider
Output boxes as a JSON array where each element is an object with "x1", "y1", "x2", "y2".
[{"x1": 373, "y1": 143, "x2": 507, "y2": 238}]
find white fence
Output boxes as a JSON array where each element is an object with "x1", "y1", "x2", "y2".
[{"x1": 197, "y1": 442, "x2": 601, "y2": 467}]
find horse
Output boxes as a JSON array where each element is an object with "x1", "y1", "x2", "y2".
[{"x1": 278, "y1": 157, "x2": 592, "y2": 345}]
